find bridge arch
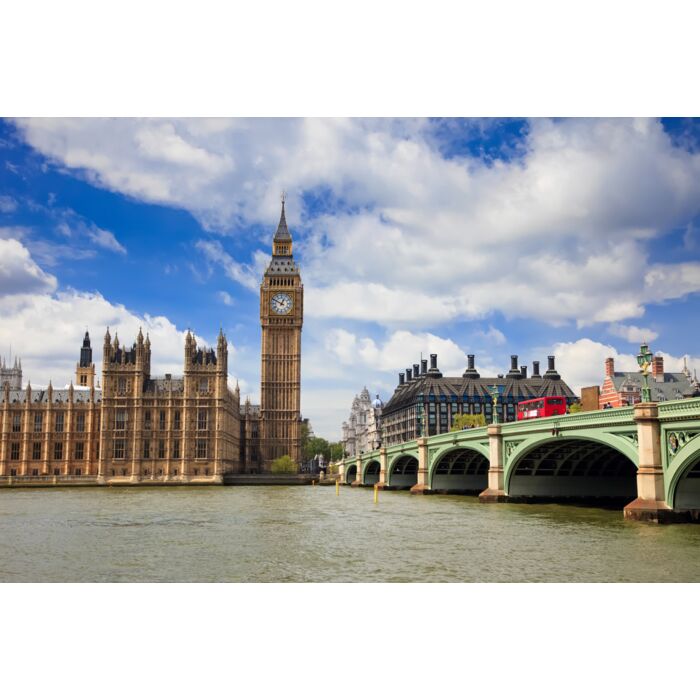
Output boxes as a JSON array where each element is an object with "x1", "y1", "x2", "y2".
[
  {"x1": 344, "y1": 463, "x2": 357, "y2": 484},
  {"x1": 362, "y1": 459, "x2": 381, "y2": 485},
  {"x1": 666, "y1": 437, "x2": 700, "y2": 510},
  {"x1": 429, "y1": 445, "x2": 489, "y2": 493},
  {"x1": 388, "y1": 453, "x2": 418, "y2": 489},
  {"x1": 505, "y1": 434, "x2": 637, "y2": 503}
]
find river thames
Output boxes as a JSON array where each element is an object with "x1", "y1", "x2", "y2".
[{"x1": 1, "y1": 485, "x2": 699, "y2": 582}]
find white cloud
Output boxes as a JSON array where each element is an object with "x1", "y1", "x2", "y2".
[
  {"x1": 0, "y1": 195, "x2": 17, "y2": 213},
  {"x1": 0, "y1": 238, "x2": 57, "y2": 295},
  {"x1": 12, "y1": 117, "x2": 700, "y2": 329},
  {"x1": 196, "y1": 239, "x2": 263, "y2": 292},
  {"x1": 86, "y1": 224, "x2": 127, "y2": 254},
  {"x1": 473, "y1": 325, "x2": 507, "y2": 346},
  {"x1": 324, "y1": 328, "x2": 469, "y2": 376},
  {"x1": 551, "y1": 338, "x2": 700, "y2": 395},
  {"x1": 607, "y1": 322, "x2": 658, "y2": 343},
  {"x1": 217, "y1": 290, "x2": 235, "y2": 306}
]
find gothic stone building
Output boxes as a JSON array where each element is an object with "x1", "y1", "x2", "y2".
[
  {"x1": 0, "y1": 202, "x2": 304, "y2": 483},
  {"x1": 382, "y1": 353, "x2": 577, "y2": 446},
  {"x1": 340, "y1": 387, "x2": 383, "y2": 457}
]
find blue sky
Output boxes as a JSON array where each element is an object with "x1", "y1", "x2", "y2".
[{"x1": 1, "y1": 117, "x2": 700, "y2": 439}]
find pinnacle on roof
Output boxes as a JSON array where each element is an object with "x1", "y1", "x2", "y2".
[{"x1": 274, "y1": 196, "x2": 292, "y2": 242}]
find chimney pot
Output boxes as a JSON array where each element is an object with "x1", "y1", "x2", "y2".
[
  {"x1": 399, "y1": 372, "x2": 405, "y2": 386},
  {"x1": 511, "y1": 355, "x2": 518, "y2": 371},
  {"x1": 533, "y1": 360, "x2": 540, "y2": 376},
  {"x1": 468, "y1": 354, "x2": 475, "y2": 370},
  {"x1": 548, "y1": 355, "x2": 555, "y2": 372},
  {"x1": 521, "y1": 365, "x2": 527, "y2": 378},
  {"x1": 430, "y1": 354, "x2": 437, "y2": 370},
  {"x1": 413, "y1": 363, "x2": 420, "y2": 378},
  {"x1": 421, "y1": 359, "x2": 428, "y2": 375},
  {"x1": 406, "y1": 368, "x2": 412, "y2": 381}
]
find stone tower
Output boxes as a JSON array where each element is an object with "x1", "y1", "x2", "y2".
[
  {"x1": 259, "y1": 196, "x2": 303, "y2": 469},
  {"x1": 76, "y1": 331, "x2": 96, "y2": 388},
  {"x1": 0, "y1": 355, "x2": 22, "y2": 390}
]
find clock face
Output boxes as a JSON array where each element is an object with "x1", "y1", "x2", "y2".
[{"x1": 271, "y1": 293, "x2": 293, "y2": 315}]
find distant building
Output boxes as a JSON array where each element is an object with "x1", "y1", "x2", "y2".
[
  {"x1": 0, "y1": 356, "x2": 22, "y2": 390},
  {"x1": 340, "y1": 387, "x2": 384, "y2": 456},
  {"x1": 382, "y1": 353, "x2": 577, "y2": 446},
  {"x1": 599, "y1": 353, "x2": 700, "y2": 408}
]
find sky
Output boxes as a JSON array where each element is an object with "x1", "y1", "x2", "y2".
[{"x1": 1, "y1": 117, "x2": 700, "y2": 439}]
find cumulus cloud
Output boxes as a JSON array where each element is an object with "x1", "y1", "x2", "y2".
[
  {"x1": 0, "y1": 238, "x2": 57, "y2": 295},
  {"x1": 196, "y1": 239, "x2": 266, "y2": 292},
  {"x1": 551, "y1": 338, "x2": 700, "y2": 394},
  {"x1": 607, "y1": 322, "x2": 658, "y2": 343},
  {"x1": 11, "y1": 117, "x2": 700, "y2": 330}
]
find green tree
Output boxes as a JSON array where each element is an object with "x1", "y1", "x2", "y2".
[
  {"x1": 270, "y1": 454, "x2": 298, "y2": 474},
  {"x1": 329, "y1": 442, "x2": 344, "y2": 461},
  {"x1": 568, "y1": 402, "x2": 583, "y2": 414},
  {"x1": 450, "y1": 413, "x2": 487, "y2": 431}
]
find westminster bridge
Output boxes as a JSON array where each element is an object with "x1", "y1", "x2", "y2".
[{"x1": 337, "y1": 399, "x2": 700, "y2": 522}]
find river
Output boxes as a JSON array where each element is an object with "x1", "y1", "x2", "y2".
[{"x1": 1, "y1": 485, "x2": 699, "y2": 582}]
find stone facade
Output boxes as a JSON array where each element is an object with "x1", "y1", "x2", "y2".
[
  {"x1": 0, "y1": 203, "x2": 304, "y2": 482},
  {"x1": 0, "y1": 356, "x2": 22, "y2": 390},
  {"x1": 340, "y1": 388, "x2": 383, "y2": 456},
  {"x1": 259, "y1": 199, "x2": 303, "y2": 468}
]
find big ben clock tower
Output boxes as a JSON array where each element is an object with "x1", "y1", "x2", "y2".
[{"x1": 260, "y1": 195, "x2": 303, "y2": 469}]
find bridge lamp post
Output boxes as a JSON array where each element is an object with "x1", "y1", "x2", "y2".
[
  {"x1": 417, "y1": 393, "x2": 425, "y2": 437},
  {"x1": 637, "y1": 343, "x2": 653, "y2": 403},
  {"x1": 488, "y1": 385, "x2": 500, "y2": 425}
]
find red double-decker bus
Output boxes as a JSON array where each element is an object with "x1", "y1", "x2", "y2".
[{"x1": 516, "y1": 396, "x2": 567, "y2": 421}]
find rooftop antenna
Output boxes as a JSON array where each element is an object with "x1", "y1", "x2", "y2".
[{"x1": 281, "y1": 190, "x2": 286, "y2": 205}]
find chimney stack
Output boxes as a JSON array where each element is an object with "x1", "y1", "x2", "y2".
[
  {"x1": 507, "y1": 354, "x2": 521, "y2": 378},
  {"x1": 463, "y1": 353, "x2": 480, "y2": 378},
  {"x1": 532, "y1": 360, "x2": 541, "y2": 377},
  {"x1": 406, "y1": 368, "x2": 412, "y2": 381},
  {"x1": 430, "y1": 354, "x2": 437, "y2": 370},
  {"x1": 421, "y1": 358, "x2": 428, "y2": 375},
  {"x1": 521, "y1": 365, "x2": 527, "y2": 378},
  {"x1": 545, "y1": 355, "x2": 561, "y2": 379},
  {"x1": 399, "y1": 372, "x2": 405, "y2": 386},
  {"x1": 605, "y1": 357, "x2": 615, "y2": 377},
  {"x1": 652, "y1": 354, "x2": 664, "y2": 381},
  {"x1": 413, "y1": 363, "x2": 420, "y2": 379}
]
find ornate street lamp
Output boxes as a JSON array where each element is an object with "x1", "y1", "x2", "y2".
[
  {"x1": 488, "y1": 385, "x2": 500, "y2": 425},
  {"x1": 637, "y1": 343, "x2": 654, "y2": 403}
]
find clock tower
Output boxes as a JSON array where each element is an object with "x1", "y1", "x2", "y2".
[{"x1": 260, "y1": 196, "x2": 303, "y2": 469}]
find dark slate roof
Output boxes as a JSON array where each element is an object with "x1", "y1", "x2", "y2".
[
  {"x1": 3, "y1": 388, "x2": 101, "y2": 404},
  {"x1": 610, "y1": 372, "x2": 700, "y2": 401},
  {"x1": 144, "y1": 377, "x2": 185, "y2": 394},
  {"x1": 266, "y1": 256, "x2": 299, "y2": 274},
  {"x1": 274, "y1": 201, "x2": 292, "y2": 242},
  {"x1": 383, "y1": 374, "x2": 576, "y2": 415}
]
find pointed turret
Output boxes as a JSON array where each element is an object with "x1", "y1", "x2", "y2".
[{"x1": 272, "y1": 194, "x2": 293, "y2": 257}]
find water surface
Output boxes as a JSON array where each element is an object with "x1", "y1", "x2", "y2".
[{"x1": 1, "y1": 485, "x2": 698, "y2": 582}]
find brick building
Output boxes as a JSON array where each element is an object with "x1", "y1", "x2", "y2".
[{"x1": 598, "y1": 352, "x2": 700, "y2": 408}]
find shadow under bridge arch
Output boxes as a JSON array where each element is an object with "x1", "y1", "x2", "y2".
[
  {"x1": 430, "y1": 447, "x2": 489, "y2": 494},
  {"x1": 507, "y1": 437, "x2": 637, "y2": 505},
  {"x1": 388, "y1": 454, "x2": 418, "y2": 489},
  {"x1": 362, "y1": 459, "x2": 381, "y2": 485},
  {"x1": 344, "y1": 464, "x2": 357, "y2": 484}
]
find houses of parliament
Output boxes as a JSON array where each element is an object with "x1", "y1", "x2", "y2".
[{"x1": 0, "y1": 201, "x2": 303, "y2": 484}]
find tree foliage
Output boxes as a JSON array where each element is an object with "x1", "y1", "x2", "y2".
[
  {"x1": 270, "y1": 455, "x2": 298, "y2": 473},
  {"x1": 568, "y1": 402, "x2": 583, "y2": 413},
  {"x1": 450, "y1": 413, "x2": 487, "y2": 431}
]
